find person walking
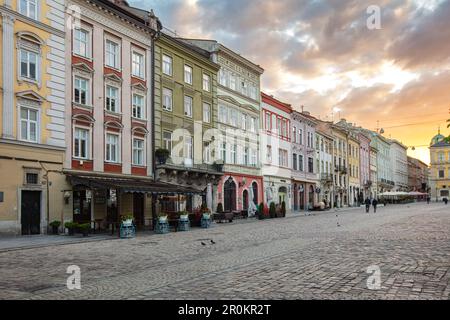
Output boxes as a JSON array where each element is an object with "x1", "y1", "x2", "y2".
[
  {"x1": 427, "y1": 195, "x2": 431, "y2": 204},
  {"x1": 365, "y1": 197, "x2": 371, "y2": 213},
  {"x1": 372, "y1": 198, "x2": 378, "y2": 213},
  {"x1": 444, "y1": 198, "x2": 448, "y2": 205}
]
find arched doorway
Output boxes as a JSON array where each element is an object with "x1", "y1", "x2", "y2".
[
  {"x1": 224, "y1": 178, "x2": 237, "y2": 212},
  {"x1": 252, "y1": 182, "x2": 258, "y2": 205},
  {"x1": 243, "y1": 190, "x2": 249, "y2": 211},
  {"x1": 279, "y1": 186, "x2": 287, "y2": 205},
  {"x1": 308, "y1": 185, "x2": 314, "y2": 209},
  {"x1": 293, "y1": 184, "x2": 298, "y2": 211}
]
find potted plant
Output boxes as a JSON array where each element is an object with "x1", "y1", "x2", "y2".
[
  {"x1": 121, "y1": 214, "x2": 134, "y2": 226},
  {"x1": 49, "y1": 220, "x2": 61, "y2": 235},
  {"x1": 179, "y1": 210, "x2": 189, "y2": 221},
  {"x1": 155, "y1": 148, "x2": 170, "y2": 165},
  {"x1": 78, "y1": 223, "x2": 90, "y2": 237},
  {"x1": 157, "y1": 212, "x2": 168, "y2": 223},
  {"x1": 269, "y1": 202, "x2": 276, "y2": 219},
  {"x1": 64, "y1": 222, "x2": 78, "y2": 236}
]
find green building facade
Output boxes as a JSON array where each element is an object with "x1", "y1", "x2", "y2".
[{"x1": 154, "y1": 33, "x2": 223, "y2": 212}]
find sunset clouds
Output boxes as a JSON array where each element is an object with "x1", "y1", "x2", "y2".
[{"x1": 130, "y1": 0, "x2": 450, "y2": 163}]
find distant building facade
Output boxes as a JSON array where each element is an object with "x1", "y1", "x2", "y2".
[
  {"x1": 260, "y1": 93, "x2": 292, "y2": 210},
  {"x1": 407, "y1": 156, "x2": 429, "y2": 192},
  {"x1": 389, "y1": 140, "x2": 408, "y2": 191},
  {"x1": 429, "y1": 131, "x2": 450, "y2": 201},
  {"x1": 291, "y1": 110, "x2": 319, "y2": 211}
]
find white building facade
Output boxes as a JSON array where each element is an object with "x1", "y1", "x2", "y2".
[
  {"x1": 260, "y1": 93, "x2": 292, "y2": 210},
  {"x1": 389, "y1": 140, "x2": 409, "y2": 191}
]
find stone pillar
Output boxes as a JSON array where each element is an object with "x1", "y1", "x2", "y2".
[
  {"x1": 2, "y1": 13, "x2": 15, "y2": 139},
  {"x1": 212, "y1": 182, "x2": 218, "y2": 213},
  {"x1": 206, "y1": 183, "x2": 213, "y2": 212}
]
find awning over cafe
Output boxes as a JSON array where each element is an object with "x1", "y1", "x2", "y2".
[{"x1": 65, "y1": 172, "x2": 205, "y2": 195}]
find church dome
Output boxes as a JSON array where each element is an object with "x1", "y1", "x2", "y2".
[{"x1": 431, "y1": 133, "x2": 445, "y2": 146}]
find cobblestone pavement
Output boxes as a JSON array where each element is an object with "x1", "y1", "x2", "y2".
[{"x1": 0, "y1": 202, "x2": 449, "y2": 300}]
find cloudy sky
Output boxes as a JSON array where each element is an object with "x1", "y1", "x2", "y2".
[{"x1": 130, "y1": 0, "x2": 450, "y2": 164}]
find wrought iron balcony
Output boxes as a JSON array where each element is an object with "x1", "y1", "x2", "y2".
[{"x1": 321, "y1": 174, "x2": 334, "y2": 183}]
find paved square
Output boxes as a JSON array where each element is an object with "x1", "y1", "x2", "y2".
[{"x1": 0, "y1": 202, "x2": 449, "y2": 300}]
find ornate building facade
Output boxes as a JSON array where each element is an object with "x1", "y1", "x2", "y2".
[
  {"x1": 154, "y1": 34, "x2": 222, "y2": 213},
  {"x1": 429, "y1": 131, "x2": 450, "y2": 201},
  {"x1": 291, "y1": 110, "x2": 319, "y2": 211},
  {"x1": 0, "y1": 0, "x2": 68, "y2": 235},
  {"x1": 260, "y1": 93, "x2": 292, "y2": 210},
  {"x1": 62, "y1": 0, "x2": 161, "y2": 229},
  {"x1": 185, "y1": 39, "x2": 264, "y2": 213}
]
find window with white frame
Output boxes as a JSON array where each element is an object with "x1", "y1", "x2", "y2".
[
  {"x1": 105, "y1": 85, "x2": 119, "y2": 113},
  {"x1": 74, "y1": 28, "x2": 90, "y2": 58},
  {"x1": 74, "y1": 127, "x2": 89, "y2": 159},
  {"x1": 243, "y1": 147, "x2": 249, "y2": 166},
  {"x1": 184, "y1": 135, "x2": 193, "y2": 160},
  {"x1": 250, "y1": 117, "x2": 257, "y2": 132},
  {"x1": 105, "y1": 133, "x2": 119, "y2": 163},
  {"x1": 202, "y1": 74, "x2": 210, "y2": 91},
  {"x1": 231, "y1": 143, "x2": 237, "y2": 164},
  {"x1": 184, "y1": 65, "x2": 193, "y2": 84},
  {"x1": 219, "y1": 104, "x2": 228, "y2": 123},
  {"x1": 241, "y1": 113, "x2": 247, "y2": 130},
  {"x1": 219, "y1": 69, "x2": 227, "y2": 86},
  {"x1": 105, "y1": 39, "x2": 120, "y2": 69},
  {"x1": 20, "y1": 49, "x2": 38, "y2": 81},
  {"x1": 230, "y1": 109, "x2": 238, "y2": 127},
  {"x1": 220, "y1": 142, "x2": 227, "y2": 161},
  {"x1": 279, "y1": 149, "x2": 288, "y2": 167},
  {"x1": 267, "y1": 145, "x2": 272, "y2": 163},
  {"x1": 230, "y1": 73, "x2": 236, "y2": 91},
  {"x1": 19, "y1": 0, "x2": 37, "y2": 20},
  {"x1": 74, "y1": 76, "x2": 89, "y2": 105},
  {"x1": 293, "y1": 126, "x2": 297, "y2": 143},
  {"x1": 20, "y1": 107, "x2": 38, "y2": 143},
  {"x1": 203, "y1": 141, "x2": 211, "y2": 163},
  {"x1": 132, "y1": 94, "x2": 145, "y2": 119},
  {"x1": 162, "y1": 88, "x2": 173, "y2": 111},
  {"x1": 265, "y1": 112, "x2": 271, "y2": 131},
  {"x1": 133, "y1": 138, "x2": 145, "y2": 166},
  {"x1": 163, "y1": 131, "x2": 173, "y2": 153},
  {"x1": 203, "y1": 102, "x2": 211, "y2": 123},
  {"x1": 184, "y1": 96, "x2": 193, "y2": 117},
  {"x1": 132, "y1": 51, "x2": 144, "y2": 78},
  {"x1": 299, "y1": 154, "x2": 304, "y2": 171},
  {"x1": 250, "y1": 149, "x2": 257, "y2": 167},
  {"x1": 162, "y1": 54, "x2": 172, "y2": 75}
]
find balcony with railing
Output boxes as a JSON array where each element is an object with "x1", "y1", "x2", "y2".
[{"x1": 321, "y1": 174, "x2": 334, "y2": 183}]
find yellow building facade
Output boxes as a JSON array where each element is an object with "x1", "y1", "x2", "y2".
[
  {"x1": 0, "y1": 0, "x2": 69, "y2": 235},
  {"x1": 429, "y1": 132, "x2": 450, "y2": 201}
]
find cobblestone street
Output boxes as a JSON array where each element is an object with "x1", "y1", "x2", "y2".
[{"x1": 0, "y1": 202, "x2": 449, "y2": 300}]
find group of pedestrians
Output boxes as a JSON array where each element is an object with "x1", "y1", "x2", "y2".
[{"x1": 364, "y1": 198, "x2": 378, "y2": 213}]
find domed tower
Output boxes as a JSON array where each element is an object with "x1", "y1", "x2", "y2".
[{"x1": 430, "y1": 128, "x2": 445, "y2": 146}]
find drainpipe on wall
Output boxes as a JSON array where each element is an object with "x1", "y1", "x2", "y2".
[{"x1": 149, "y1": 22, "x2": 161, "y2": 230}]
